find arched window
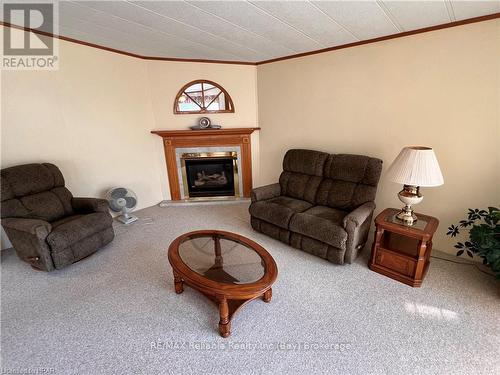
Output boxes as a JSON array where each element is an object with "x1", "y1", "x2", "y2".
[{"x1": 174, "y1": 80, "x2": 234, "y2": 114}]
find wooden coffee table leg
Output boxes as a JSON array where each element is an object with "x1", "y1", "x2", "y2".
[
  {"x1": 173, "y1": 271, "x2": 183, "y2": 294},
  {"x1": 263, "y1": 288, "x2": 272, "y2": 303},
  {"x1": 218, "y1": 296, "x2": 231, "y2": 338}
]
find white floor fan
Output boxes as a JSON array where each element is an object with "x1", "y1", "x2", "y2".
[{"x1": 106, "y1": 187, "x2": 138, "y2": 224}]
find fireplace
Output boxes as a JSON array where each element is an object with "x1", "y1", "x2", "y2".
[
  {"x1": 180, "y1": 152, "x2": 239, "y2": 199},
  {"x1": 151, "y1": 128, "x2": 259, "y2": 201}
]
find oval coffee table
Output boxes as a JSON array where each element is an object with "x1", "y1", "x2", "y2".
[{"x1": 168, "y1": 230, "x2": 278, "y2": 337}]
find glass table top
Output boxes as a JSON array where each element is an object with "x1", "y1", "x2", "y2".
[
  {"x1": 178, "y1": 234, "x2": 265, "y2": 285},
  {"x1": 385, "y1": 213, "x2": 429, "y2": 231}
]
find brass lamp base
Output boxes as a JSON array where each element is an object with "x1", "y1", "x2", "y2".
[
  {"x1": 396, "y1": 206, "x2": 418, "y2": 226},
  {"x1": 396, "y1": 185, "x2": 423, "y2": 226}
]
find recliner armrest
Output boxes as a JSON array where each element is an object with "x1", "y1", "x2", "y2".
[
  {"x1": 2, "y1": 218, "x2": 52, "y2": 237},
  {"x1": 72, "y1": 197, "x2": 109, "y2": 214},
  {"x1": 251, "y1": 183, "x2": 281, "y2": 203},
  {"x1": 343, "y1": 202, "x2": 376, "y2": 229},
  {"x1": 2, "y1": 217, "x2": 55, "y2": 271}
]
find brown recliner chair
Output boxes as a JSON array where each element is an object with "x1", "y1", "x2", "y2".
[
  {"x1": 1, "y1": 163, "x2": 114, "y2": 271},
  {"x1": 249, "y1": 149, "x2": 382, "y2": 264}
]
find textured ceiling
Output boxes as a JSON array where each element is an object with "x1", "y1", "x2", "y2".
[{"x1": 2, "y1": 0, "x2": 499, "y2": 62}]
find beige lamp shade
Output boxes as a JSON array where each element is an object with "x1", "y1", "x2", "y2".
[{"x1": 386, "y1": 146, "x2": 444, "y2": 187}]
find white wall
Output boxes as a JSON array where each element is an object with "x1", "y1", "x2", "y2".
[
  {"x1": 145, "y1": 60, "x2": 259, "y2": 198},
  {"x1": 1, "y1": 33, "x2": 162, "y2": 249},
  {"x1": 1, "y1": 35, "x2": 162, "y2": 207},
  {"x1": 2, "y1": 21, "x2": 498, "y2": 256},
  {"x1": 256, "y1": 20, "x2": 500, "y2": 255},
  {"x1": 1, "y1": 28, "x2": 259, "y2": 249}
]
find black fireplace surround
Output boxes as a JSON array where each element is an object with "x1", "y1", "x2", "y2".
[{"x1": 184, "y1": 158, "x2": 235, "y2": 197}]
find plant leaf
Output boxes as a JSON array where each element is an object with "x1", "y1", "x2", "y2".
[{"x1": 447, "y1": 225, "x2": 459, "y2": 237}]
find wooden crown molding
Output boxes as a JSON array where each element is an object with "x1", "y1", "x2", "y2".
[
  {"x1": 257, "y1": 13, "x2": 500, "y2": 65},
  {"x1": 1, "y1": 13, "x2": 499, "y2": 66},
  {"x1": 0, "y1": 21, "x2": 255, "y2": 65}
]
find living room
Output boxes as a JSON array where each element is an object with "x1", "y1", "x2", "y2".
[{"x1": 1, "y1": 1, "x2": 499, "y2": 374}]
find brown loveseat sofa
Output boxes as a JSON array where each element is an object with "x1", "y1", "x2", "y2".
[
  {"x1": 1, "y1": 163, "x2": 114, "y2": 271},
  {"x1": 249, "y1": 149, "x2": 382, "y2": 264}
]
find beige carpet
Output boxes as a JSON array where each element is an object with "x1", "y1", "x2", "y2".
[{"x1": 1, "y1": 203, "x2": 498, "y2": 374}]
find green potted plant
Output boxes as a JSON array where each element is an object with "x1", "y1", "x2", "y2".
[{"x1": 446, "y1": 207, "x2": 500, "y2": 278}]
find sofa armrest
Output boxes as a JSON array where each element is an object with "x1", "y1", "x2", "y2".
[
  {"x1": 2, "y1": 218, "x2": 52, "y2": 236},
  {"x1": 1, "y1": 218, "x2": 54, "y2": 271},
  {"x1": 343, "y1": 202, "x2": 376, "y2": 264},
  {"x1": 251, "y1": 183, "x2": 281, "y2": 203},
  {"x1": 343, "y1": 202, "x2": 376, "y2": 229},
  {"x1": 72, "y1": 197, "x2": 109, "y2": 214}
]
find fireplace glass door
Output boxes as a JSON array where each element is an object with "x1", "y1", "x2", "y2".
[{"x1": 182, "y1": 156, "x2": 237, "y2": 198}]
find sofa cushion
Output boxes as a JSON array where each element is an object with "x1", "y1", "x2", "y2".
[
  {"x1": 279, "y1": 172, "x2": 323, "y2": 204},
  {"x1": 279, "y1": 149, "x2": 329, "y2": 203},
  {"x1": 1, "y1": 163, "x2": 64, "y2": 198},
  {"x1": 249, "y1": 196, "x2": 312, "y2": 229},
  {"x1": 316, "y1": 154, "x2": 382, "y2": 210},
  {"x1": 46, "y1": 213, "x2": 112, "y2": 252},
  {"x1": 19, "y1": 191, "x2": 66, "y2": 222},
  {"x1": 51, "y1": 228, "x2": 114, "y2": 269},
  {"x1": 290, "y1": 232, "x2": 346, "y2": 264},
  {"x1": 325, "y1": 154, "x2": 381, "y2": 185},
  {"x1": 251, "y1": 217, "x2": 290, "y2": 245},
  {"x1": 289, "y1": 205, "x2": 348, "y2": 249},
  {"x1": 51, "y1": 186, "x2": 74, "y2": 216},
  {"x1": 51, "y1": 215, "x2": 83, "y2": 229},
  {"x1": 1, "y1": 163, "x2": 72, "y2": 220},
  {"x1": 0, "y1": 199, "x2": 29, "y2": 219},
  {"x1": 283, "y1": 149, "x2": 328, "y2": 176}
]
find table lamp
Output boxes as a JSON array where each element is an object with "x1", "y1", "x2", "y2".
[{"x1": 385, "y1": 146, "x2": 444, "y2": 226}]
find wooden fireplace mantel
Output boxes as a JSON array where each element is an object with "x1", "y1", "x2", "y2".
[
  {"x1": 151, "y1": 127, "x2": 260, "y2": 200},
  {"x1": 151, "y1": 127, "x2": 260, "y2": 138}
]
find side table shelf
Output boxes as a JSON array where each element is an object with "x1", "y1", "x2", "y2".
[{"x1": 369, "y1": 208, "x2": 439, "y2": 287}]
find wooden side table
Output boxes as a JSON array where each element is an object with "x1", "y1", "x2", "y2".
[{"x1": 369, "y1": 208, "x2": 439, "y2": 287}]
